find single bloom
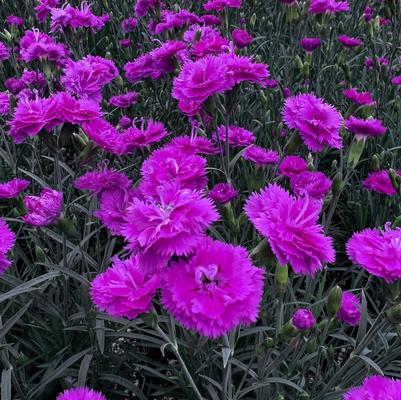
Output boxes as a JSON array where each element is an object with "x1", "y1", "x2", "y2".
[
  {"x1": 6, "y1": 15, "x2": 24, "y2": 26},
  {"x1": 347, "y1": 223, "x2": 401, "y2": 283},
  {"x1": 232, "y1": 28, "x2": 253, "y2": 49},
  {"x1": 292, "y1": 309, "x2": 316, "y2": 330},
  {"x1": 109, "y1": 91, "x2": 138, "y2": 108},
  {"x1": 161, "y1": 237, "x2": 264, "y2": 338},
  {"x1": 209, "y1": 183, "x2": 238, "y2": 204},
  {"x1": 309, "y1": 0, "x2": 349, "y2": 15},
  {"x1": 345, "y1": 116, "x2": 386, "y2": 139},
  {"x1": 242, "y1": 145, "x2": 279, "y2": 166},
  {"x1": 300, "y1": 38, "x2": 321, "y2": 52},
  {"x1": 35, "y1": 0, "x2": 60, "y2": 22},
  {"x1": 22, "y1": 188, "x2": 63, "y2": 226},
  {"x1": 245, "y1": 184, "x2": 335, "y2": 275},
  {"x1": 338, "y1": 35, "x2": 363, "y2": 48},
  {"x1": 278, "y1": 155, "x2": 308, "y2": 177},
  {"x1": 0, "y1": 178, "x2": 30, "y2": 199},
  {"x1": 0, "y1": 93, "x2": 10, "y2": 116},
  {"x1": 290, "y1": 171, "x2": 332, "y2": 199},
  {"x1": 337, "y1": 292, "x2": 361, "y2": 326},
  {"x1": 343, "y1": 88, "x2": 375, "y2": 106},
  {"x1": 0, "y1": 218, "x2": 16, "y2": 275},
  {"x1": 344, "y1": 375, "x2": 401, "y2": 400},
  {"x1": 203, "y1": 0, "x2": 241, "y2": 11},
  {"x1": 214, "y1": 125, "x2": 255, "y2": 148},
  {"x1": 56, "y1": 387, "x2": 107, "y2": 400},
  {"x1": 363, "y1": 170, "x2": 401, "y2": 196},
  {"x1": 0, "y1": 42, "x2": 10, "y2": 61},
  {"x1": 121, "y1": 17, "x2": 138, "y2": 32},
  {"x1": 91, "y1": 255, "x2": 161, "y2": 319},
  {"x1": 282, "y1": 93, "x2": 343, "y2": 152}
]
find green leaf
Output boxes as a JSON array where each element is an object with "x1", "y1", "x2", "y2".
[
  {"x1": 356, "y1": 355, "x2": 384, "y2": 375},
  {"x1": 1, "y1": 369, "x2": 12, "y2": 400},
  {"x1": 99, "y1": 374, "x2": 147, "y2": 400},
  {"x1": 77, "y1": 353, "x2": 93, "y2": 387},
  {"x1": 0, "y1": 300, "x2": 32, "y2": 339}
]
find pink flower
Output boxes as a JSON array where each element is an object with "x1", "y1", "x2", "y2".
[
  {"x1": 343, "y1": 88, "x2": 375, "y2": 106},
  {"x1": 134, "y1": 0, "x2": 158, "y2": 17},
  {"x1": 0, "y1": 93, "x2": 10, "y2": 116},
  {"x1": 292, "y1": 309, "x2": 316, "y2": 330},
  {"x1": 344, "y1": 376, "x2": 401, "y2": 400},
  {"x1": 290, "y1": 171, "x2": 332, "y2": 199},
  {"x1": 278, "y1": 155, "x2": 308, "y2": 177},
  {"x1": 56, "y1": 387, "x2": 106, "y2": 400},
  {"x1": 242, "y1": 145, "x2": 279, "y2": 166},
  {"x1": 0, "y1": 218, "x2": 16, "y2": 275},
  {"x1": 35, "y1": 0, "x2": 60, "y2": 22},
  {"x1": 345, "y1": 116, "x2": 386, "y2": 139},
  {"x1": 0, "y1": 178, "x2": 30, "y2": 199},
  {"x1": 363, "y1": 6, "x2": 373, "y2": 23},
  {"x1": 61, "y1": 55, "x2": 118, "y2": 103},
  {"x1": 6, "y1": 16, "x2": 24, "y2": 26},
  {"x1": 0, "y1": 42, "x2": 10, "y2": 61},
  {"x1": 109, "y1": 91, "x2": 138, "y2": 108},
  {"x1": 22, "y1": 188, "x2": 63, "y2": 226},
  {"x1": 191, "y1": 33, "x2": 229, "y2": 58},
  {"x1": 392, "y1": 76, "x2": 401, "y2": 85},
  {"x1": 121, "y1": 17, "x2": 138, "y2": 32},
  {"x1": 161, "y1": 237, "x2": 264, "y2": 338},
  {"x1": 309, "y1": 0, "x2": 349, "y2": 15},
  {"x1": 337, "y1": 292, "x2": 361, "y2": 326},
  {"x1": 338, "y1": 35, "x2": 363, "y2": 48},
  {"x1": 124, "y1": 54, "x2": 155, "y2": 83},
  {"x1": 300, "y1": 38, "x2": 321, "y2": 52},
  {"x1": 282, "y1": 93, "x2": 343, "y2": 152},
  {"x1": 91, "y1": 255, "x2": 160, "y2": 319},
  {"x1": 365, "y1": 57, "x2": 388, "y2": 70},
  {"x1": 153, "y1": 10, "x2": 200, "y2": 34},
  {"x1": 201, "y1": 14, "x2": 221, "y2": 25},
  {"x1": 245, "y1": 184, "x2": 335, "y2": 275},
  {"x1": 168, "y1": 136, "x2": 219, "y2": 155},
  {"x1": 214, "y1": 125, "x2": 255, "y2": 148},
  {"x1": 119, "y1": 38, "x2": 131, "y2": 48},
  {"x1": 209, "y1": 183, "x2": 238, "y2": 204},
  {"x1": 140, "y1": 145, "x2": 207, "y2": 196},
  {"x1": 232, "y1": 28, "x2": 253, "y2": 49},
  {"x1": 123, "y1": 181, "x2": 219, "y2": 272},
  {"x1": 347, "y1": 224, "x2": 401, "y2": 283},
  {"x1": 203, "y1": 0, "x2": 241, "y2": 12},
  {"x1": 363, "y1": 170, "x2": 400, "y2": 196}
]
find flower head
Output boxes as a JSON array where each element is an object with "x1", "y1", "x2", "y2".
[
  {"x1": 292, "y1": 309, "x2": 316, "y2": 330},
  {"x1": 345, "y1": 116, "x2": 386, "y2": 139},
  {"x1": 214, "y1": 125, "x2": 255, "y2": 148},
  {"x1": 344, "y1": 375, "x2": 401, "y2": 400},
  {"x1": 290, "y1": 171, "x2": 332, "y2": 199},
  {"x1": 363, "y1": 170, "x2": 400, "y2": 196},
  {"x1": 309, "y1": 0, "x2": 349, "y2": 15},
  {"x1": 56, "y1": 387, "x2": 106, "y2": 400},
  {"x1": 0, "y1": 178, "x2": 30, "y2": 199},
  {"x1": 134, "y1": 0, "x2": 158, "y2": 17},
  {"x1": 35, "y1": 0, "x2": 60, "y2": 22},
  {"x1": 203, "y1": 0, "x2": 241, "y2": 12},
  {"x1": 232, "y1": 28, "x2": 253, "y2": 49},
  {"x1": 300, "y1": 38, "x2": 321, "y2": 52},
  {"x1": 337, "y1": 292, "x2": 361, "y2": 326},
  {"x1": 122, "y1": 17, "x2": 138, "y2": 32},
  {"x1": 109, "y1": 91, "x2": 138, "y2": 108},
  {"x1": 0, "y1": 42, "x2": 10, "y2": 61},
  {"x1": 278, "y1": 155, "x2": 308, "y2": 177},
  {"x1": 22, "y1": 188, "x2": 63, "y2": 226},
  {"x1": 0, "y1": 218, "x2": 16, "y2": 275},
  {"x1": 0, "y1": 93, "x2": 10, "y2": 116},
  {"x1": 245, "y1": 184, "x2": 335, "y2": 275},
  {"x1": 6, "y1": 16, "x2": 24, "y2": 26},
  {"x1": 242, "y1": 145, "x2": 279, "y2": 166},
  {"x1": 347, "y1": 224, "x2": 401, "y2": 283},
  {"x1": 209, "y1": 183, "x2": 238, "y2": 204},
  {"x1": 338, "y1": 35, "x2": 363, "y2": 48},
  {"x1": 161, "y1": 237, "x2": 264, "y2": 338},
  {"x1": 343, "y1": 88, "x2": 375, "y2": 106}
]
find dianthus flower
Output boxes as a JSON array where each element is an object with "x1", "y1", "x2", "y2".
[
  {"x1": 56, "y1": 387, "x2": 107, "y2": 400},
  {"x1": 124, "y1": 54, "x2": 154, "y2": 83},
  {"x1": 242, "y1": 145, "x2": 279, "y2": 166},
  {"x1": 214, "y1": 125, "x2": 255, "y2": 148},
  {"x1": 203, "y1": 0, "x2": 241, "y2": 12},
  {"x1": 309, "y1": 0, "x2": 349, "y2": 15},
  {"x1": 300, "y1": 38, "x2": 321, "y2": 52},
  {"x1": 121, "y1": 17, "x2": 138, "y2": 32},
  {"x1": 0, "y1": 178, "x2": 30, "y2": 199},
  {"x1": 0, "y1": 218, "x2": 16, "y2": 275},
  {"x1": 282, "y1": 93, "x2": 342, "y2": 152},
  {"x1": 161, "y1": 237, "x2": 264, "y2": 338},
  {"x1": 344, "y1": 375, "x2": 401, "y2": 400},
  {"x1": 232, "y1": 28, "x2": 253, "y2": 49},
  {"x1": 292, "y1": 309, "x2": 316, "y2": 330},
  {"x1": 35, "y1": 0, "x2": 60, "y2": 22},
  {"x1": 153, "y1": 10, "x2": 200, "y2": 34},
  {"x1": 245, "y1": 184, "x2": 335, "y2": 275},
  {"x1": 0, "y1": 93, "x2": 10, "y2": 116},
  {"x1": 19, "y1": 29, "x2": 69, "y2": 64},
  {"x1": 365, "y1": 57, "x2": 388, "y2": 70},
  {"x1": 337, "y1": 292, "x2": 361, "y2": 326},
  {"x1": 391, "y1": 76, "x2": 401, "y2": 85},
  {"x1": 140, "y1": 145, "x2": 207, "y2": 196},
  {"x1": 22, "y1": 188, "x2": 63, "y2": 226},
  {"x1": 191, "y1": 32, "x2": 229, "y2": 58},
  {"x1": 278, "y1": 155, "x2": 308, "y2": 177},
  {"x1": 119, "y1": 39, "x2": 131, "y2": 48},
  {"x1": 61, "y1": 55, "x2": 118, "y2": 103},
  {"x1": 167, "y1": 136, "x2": 219, "y2": 155},
  {"x1": 347, "y1": 224, "x2": 401, "y2": 283},
  {"x1": 209, "y1": 183, "x2": 238, "y2": 204},
  {"x1": 343, "y1": 88, "x2": 375, "y2": 106},
  {"x1": 109, "y1": 92, "x2": 138, "y2": 108},
  {"x1": 6, "y1": 16, "x2": 24, "y2": 26},
  {"x1": 201, "y1": 14, "x2": 221, "y2": 25},
  {"x1": 0, "y1": 42, "x2": 10, "y2": 61},
  {"x1": 123, "y1": 181, "x2": 219, "y2": 272},
  {"x1": 91, "y1": 255, "x2": 160, "y2": 319},
  {"x1": 338, "y1": 35, "x2": 363, "y2": 48},
  {"x1": 134, "y1": 0, "x2": 159, "y2": 17},
  {"x1": 345, "y1": 116, "x2": 386, "y2": 139},
  {"x1": 363, "y1": 170, "x2": 400, "y2": 196},
  {"x1": 290, "y1": 171, "x2": 332, "y2": 199}
]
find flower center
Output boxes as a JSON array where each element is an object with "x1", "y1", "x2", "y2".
[{"x1": 195, "y1": 264, "x2": 219, "y2": 286}]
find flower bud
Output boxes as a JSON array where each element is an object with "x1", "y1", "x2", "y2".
[
  {"x1": 389, "y1": 169, "x2": 400, "y2": 193},
  {"x1": 295, "y1": 55, "x2": 304, "y2": 70},
  {"x1": 279, "y1": 321, "x2": 298, "y2": 340},
  {"x1": 35, "y1": 245, "x2": 46, "y2": 262},
  {"x1": 284, "y1": 131, "x2": 302, "y2": 153},
  {"x1": 392, "y1": 216, "x2": 401, "y2": 229},
  {"x1": 386, "y1": 303, "x2": 401, "y2": 324},
  {"x1": 250, "y1": 13, "x2": 257, "y2": 28},
  {"x1": 306, "y1": 337, "x2": 318, "y2": 353},
  {"x1": 371, "y1": 154, "x2": 380, "y2": 171},
  {"x1": 326, "y1": 285, "x2": 343, "y2": 316},
  {"x1": 347, "y1": 137, "x2": 366, "y2": 170},
  {"x1": 141, "y1": 310, "x2": 158, "y2": 328},
  {"x1": 331, "y1": 172, "x2": 343, "y2": 195},
  {"x1": 275, "y1": 264, "x2": 288, "y2": 294},
  {"x1": 57, "y1": 216, "x2": 77, "y2": 238},
  {"x1": 221, "y1": 203, "x2": 239, "y2": 234}
]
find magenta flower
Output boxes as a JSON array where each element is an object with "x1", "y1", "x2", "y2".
[
  {"x1": 363, "y1": 6, "x2": 373, "y2": 23},
  {"x1": 292, "y1": 309, "x2": 316, "y2": 330},
  {"x1": 278, "y1": 155, "x2": 308, "y2": 177},
  {"x1": 347, "y1": 224, "x2": 401, "y2": 283},
  {"x1": 245, "y1": 184, "x2": 335, "y2": 275},
  {"x1": 109, "y1": 92, "x2": 138, "y2": 108},
  {"x1": 121, "y1": 17, "x2": 138, "y2": 32},
  {"x1": 363, "y1": 170, "x2": 400, "y2": 196},
  {"x1": 56, "y1": 387, "x2": 106, "y2": 400},
  {"x1": 232, "y1": 28, "x2": 253, "y2": 49},
  {"x1": 344, "y1": 375, "x2": 401, "y2": 400},
  {"x1": 161, "y1": 237, "x2": 264, "y2": 338},
  {"x1": 203, "y1": 0, "x2": 241, "y2": 12},
  {"x1": 343, "y1": 88, "x2": 375, "y2": 106},
  {"x1": 134, "y1": 0, "x2": 158, "y2": 17},
  {"x1": 153, "y1": 10, "x2": 200, "y2": 34},
  {"x1": 22, "y1": 188, "x2": 63, "y2": 226},
  {"x1": 209, "y1": 183, "x2": 238, "y2": 204},
  {"x1": 91, "y1": 255, "x2": 160, "y2": 319},
  {"x1": 140, "y1": 145, "x2": 207, "y2": 196},
  {"x1": 338, "y1": 35, "x2": 363, "y2": 48},
  {"x1": 337, "y1": 292, "x2": 361, "y2": 326},
  {"x1": 168, "y1": 136, "x2": 219, "y2": 155},
  {"x1": 0, "y1": 42, "x2": 10, "y2": 61},
  {"x1": 214, "y1": 125, "x2": 256, "y2": 148},
  {"x1": 345, "y1": 116, "x2": 386, "y2": 139},
  {"x1": 191, "y1": 32, "x2": 229, "y2": 58},
  {"x1": 0, "y1": 218, "x2": 16, "y2": 275},
  {"x1": 392, "y1": 76, "x2": 401, "y2": 85},
  {"x1": 365, "y1": 57, "x2": 389, "y2": 70},
  {"x1": 282, "y1": 93, "x2": 343, "y2": 152},
  {"x1": 35, "y1": 0, "x2": 60, "y2": 22},
  {"x1": 124, "y1": 55, "x2": 154, "y2": 83},
  {"x1": 0, "y1": 178, "x2": 30, "y2": 199},
  {"x1": 300, "y1": 38, "x2": 321, "y2": 52},
  {"x1": 118, "y1": 116, "x2": 132, "y2": 129},
  {"x1": 123, "y1": 181, "x2": 219, "y2": 272},
  {"x1": 6, "y1": 16, "x2": 24, "y2": 26},
  {"x1": 201, "y1": 14, "x2": 221, "y2": 25},
  {"x1": 119, "y1": 39, "x2": 131, "y2": 48},
  {"x1": 0, "y1": 93, "x2": 10, "y2": 116},
  {"x1": 242, "y1": 145, "x2": 279, "y2": 166},
  {"x1": 309, "y1": 0, "x2": 349, "y2": 15},
  {"x1": 290, "y1": 171, "x2": 332, "y2": 199}
]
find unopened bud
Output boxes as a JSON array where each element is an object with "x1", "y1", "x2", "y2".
[
  {"x1": 371, "y1": 155, "x2": 380, "y2": 171},
  {"x1": 331, "y1": 172, "x2": 343, "y2": 195},
  {"x1": 57, "y1": 216, "x2": 77, "y2": 238},
  {"x1": 347, "y1": 137, "x2": 366, "y2": 170},
  {"x1": 326, "y1": 285, "x2": 343, "y2": 316},
  {"x1": 386, "y1": 303, "x2": 401, "y2": 324},
  {"x1": 275, "y1": 264, "x2": 288, "y2": 294}
]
